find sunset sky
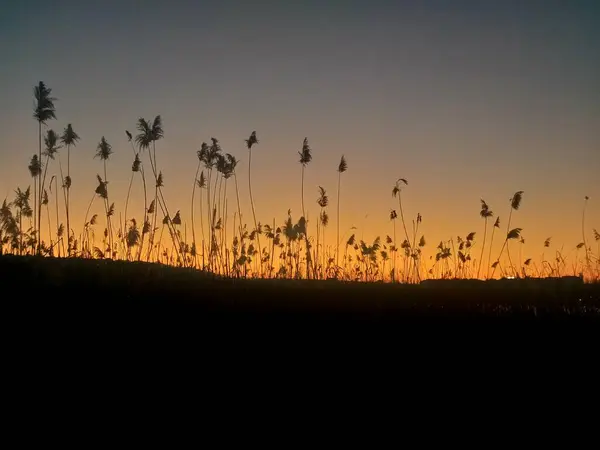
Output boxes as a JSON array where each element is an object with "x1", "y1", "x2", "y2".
[{"x1": 0, "y1": 0, "x2": 598, "y2": 272}]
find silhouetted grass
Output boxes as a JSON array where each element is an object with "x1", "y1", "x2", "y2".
[{"x1": 3, "y1": 81, "x2": 599, "y2": 285}]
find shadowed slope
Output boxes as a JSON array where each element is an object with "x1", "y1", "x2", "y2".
[{"x1": 2, "y1": 255, "x2": 598, "y2": 321}]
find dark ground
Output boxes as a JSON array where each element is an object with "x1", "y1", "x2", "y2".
[
  {"x1": 2, "y1": 255, "x2": 599, "y2": 373},
  {"x1": 2, "y1": 254, "x2": 599, "y2": 324}
]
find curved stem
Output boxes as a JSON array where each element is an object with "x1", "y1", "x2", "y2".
[
  {"x1": 149, "y1": 142, "x2": 159, "y2": 261},
  {"x1": 301, "y1": 165, "x2": 305, "y2": 218},
  {"x1": 582, "y1": 198, "x2": 590, "y2": 276},
  {"x1": 234, "y1": 173, "x2": 243, "y2": 242},
  {"x1": 505, "y1": 208, "x2": 515, "y2": 276},
  {"x1": 491, "y1": 239, "x2": 508, "y2": 279},
  {"x1": 336, "y1": 172, "x2": 341, "y2": 267},
  {"x1": 46, "y1": 202, "x2": 52, "y2": 255},
  {"x1": 54, "y1": 176, "x2": 60, "y2": 257},
  {"x1": 248, "y1": 148, "x2": 261, "y2": 276},
  {"x1": 486, "y1": 225, "x2": 496, "y2": 279},
  {"x1": 37, "y1": 121, "x2": 42, "y2": 254},
  {"x1": 206, "y1": 167, "x2": 212, "y2": 269},
  {"x1": 123, "y1": 172, "x2": 135, "y2": 240},
  {"x1": 300, "y1": 164, "x2": 311, "y2": 278},
  {"x1": 150, "y1": 145, "x2": 183, "y2": 266},
  {"x1": 82, "y1": 192, "x2": 96, "y2": 255},
  {"x1": 393, "y1": 220, "x2": 397, "y2": 282},
  {"x1": 200, "y1": 189, "x2": 205, "y2": 269},
  {"x1": 126, "y1": 140, "x2": 147, "y2": 261},
  {"x1": 64, "y1": 145, "x2": 71, "y2": 256},
  {"x1": 103, "y1": 159, "x2": 114, "y2": 258},
  {"x1": 58, "y1": 155, "x2": 67, "y2": 256},
  {"x1": 397, "y1": 193, "x2": 414, "y2": 282},
  {"x1": 477, "y1": 219, "x2": 487, "y2": 279},
  {"x1": 39, "y1": 154, "x2": 51, "y2": 249},
  {"x1": 32, "y1": 175, "x2": 37, "y2": 254},
  {"x1": 190, "y1": 160, "x2": 201, "y2": 267}
]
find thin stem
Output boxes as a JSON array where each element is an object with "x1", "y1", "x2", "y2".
[
  {"x1": 37, "y1": 121, "x2": 42, "y2": 254},
  {"x1": 486, "y1": 229, "x2": 496, "y2": 279},
  {"x1": 191, "y1": 160, "x2": 201, "y2": 267},
  {"x1": 233, "y1": 173, "x2": 243, "y2": 244},
  {"x1": 54, "y1": 176, "x2": 60, "y2": 257},
  {"x1": 199, "y1": 184, "x2": 205, "y2": 268},
  {"x1": 103, "y1": 159, "x2": 114, "y2": 258},
  {"x1": 491, "y1": 239, "x2": 508, "y2": 279},
  {"x1": 39, "y1": 154, "x2": 51, "y2": 249},
  {"x1": 123, "y1": 171, "x2": 135, "y2": 239},
  {"x1": 336, "y1": 171, "x2": 341, "y2": 267},
  {"x1": 582, "y1": 198, "x2": 590, "y2": 277},
  {"x1": 300, "y1": 164, "x2": 311, "y2": 279},
  {"x1": 505, "y1": 207, "x2": 515, "y2": 276},
  {"x1": 397, "y1": 193, "x2": 413, "y2": 281},
  {"x1": 248, "y1": 147, "x2": 261, "y2": 276},
  {"x1": 82, "y1": 192, "x2": 96, "y2": 254},
  {"x1": 477, "y1": 218, "x2": 488, "y2": 279},
  {"x1": 130, "y1": 140, "x2": 148, "y2": 263}
]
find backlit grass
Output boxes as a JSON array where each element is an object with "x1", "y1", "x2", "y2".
[{"x1": 1, "y1": 81, "x2": 598, "y2": 283}]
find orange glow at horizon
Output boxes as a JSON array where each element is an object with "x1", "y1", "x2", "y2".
[
  {"x1": 1, "y1": 1, "x2": 598, "y2": 280},
  {"x1": 1, "y1": 120, "x2": 598, "y2": 281}
]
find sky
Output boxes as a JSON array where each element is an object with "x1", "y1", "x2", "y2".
[{"x1": 0, "y1": 0, "x2": 599, "y2": 273}]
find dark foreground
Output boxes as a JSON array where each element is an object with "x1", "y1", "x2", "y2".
[
  {"x1": 4, "y1": 254, "x2": 600, "y2": 370},
  {"x1": 4, "y1": 255, "x2": 597, "y2": 417},
  {"x1": 3, "y1": 255, "x2": 599, "y2": 323}
]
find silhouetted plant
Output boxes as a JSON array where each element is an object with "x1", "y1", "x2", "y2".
[
  {"x1": 48, "y1": 175, "x2": 63, "y2": 256},
  {"x1": 28, "y1": 154, "x2": 42, "y2": 250},
  {"x1": 411, "y1": 213, "x2": 423, "y2": 281},
  {"x1": 60, "y1": 124, "x2": 80, "y2": 256},
  {"x1": 125, "y1": 129, "x2": 149, "y2": 261},
  {"x1": 477, "y1": 199, "x2": 494, "y2": 279},
  {"x1": 299, "y1": 138, "x2": 312, "y2": 216},
  {"x1": 196, "y1": 171, "x2": 207, "y2": 268},
  {"x1": 94, "y1": 137, "x2": 115, "y2": 256},
  {"x1": 492, "y1": 226, "x2": 523, "y2": 279},
  {"x1": 593, "y1": 228, "x2": 600, "y2": 278},
  {"x1": 42, "y1": 188, "x2": 53, "y2": 254},
  {"x1": 191, "y1": 142, "x2": 209, "y2": 268},
  {"x1": 582, "y1": 196, "x2": 591, "y2": 277},
  {"x1": 40, "y1": 129, "x2": 61, "y2": 248},
  {"x1": 392, "y1": 179, "x2": 414, "y2": 281},
  {"x1": 135, "y1": 116, "x2": 181, "y2": 264},
  {"x1": 486, "y1": 217, "x2": 500, "y2": 279},
  {"x1": 336, "y1": 155, "x2": 347, "y2": 269},
  {"x1": 344, "y1": 233, "x2": 355, "y2": 278},
  {"x1": 298, "y1": 137, "x2": 313, "y2": 278},
  {"x1": 13, "y1": 187, "x2": 32, "y2": 255},
  {"x1": 320, "y1": 209, "x2": 330, "y2": 275},
  {"x1": 136, "y1": 117, "x2": 160, "y2": 257},
  {"x1": 245, "y1": 131, "x2": 261, "y2": 275},
  {"x1": 33, "y1": 82, "x2": 57, "y2": 253},
  {"x1": 123, "y1": 135, "x2": 138, "y2": 236},
  {"x1": 0, "y1": 199, "x2": 19, "y2": 254},
  {"x1": 205, "y1": 138, "x2": 222, "y2": 271},
  {"x1": 389, "y1": 209, "x2": 398, "y2": 281},
  {"x1": 316, "y1": 186, "x2": 328, "y2": 278},
  {"x1": 4, "y1": 81, "x2": 598, "y2": 282},
  {"x1": 126, "y1": 218, "x2": 140, "y2": 260},
  {"x1": 227, "y1": 153, "x2": 243, "y2": 249},
  {"x1": 504, "y1": 191, "x2": 523, "y2": 276}
]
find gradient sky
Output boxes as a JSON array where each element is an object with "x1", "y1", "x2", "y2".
[{"x1": 1, "y1": 0, "x2": 598, "y2": 268}]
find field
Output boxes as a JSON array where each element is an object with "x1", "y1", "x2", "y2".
[
  {"x1": 2, "y1": 82, "x2": 600, "y2": 339},
  {"x1": 3, "y1": 83, "x2": 599, "y2": 283}
]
